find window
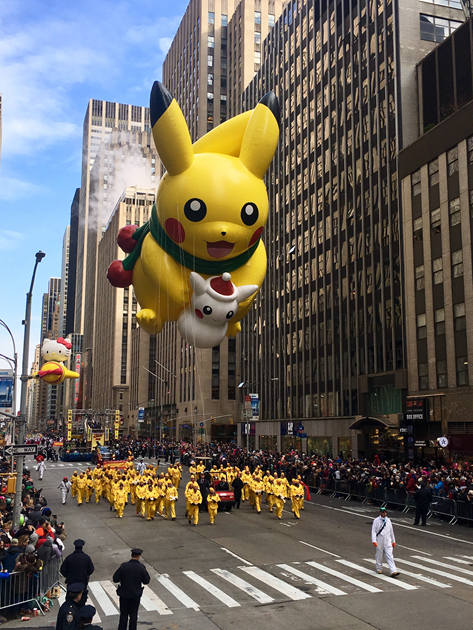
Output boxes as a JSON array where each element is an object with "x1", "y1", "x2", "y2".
[
  {"x1": 413, "y1": 216, "x2": 423, "y2": 234},
  {"x1": 433, "y1": 257, "x2": 443, "y2": 284},
  {"x1": 415, "y1": 264, "x2": 425, "y2": 290},
  {"x1": 254, "y1": 50, "x2": 261, "y2": 70},
  {"x1": 454, "y1": 302, "x2": 466, "y2": 330},
  {"x1": 254, "y1": 11, "x2": 261, "y2": 24},
  {"x1": 211, "y1": 346, "x2": 220, "y2": 399},
  {"x1": 208, "y1": 54, "x2": 213, "y2": 67},
  {"x1": 221, "y1": 13, "x2": 228, "y2": 26},
  {"x1": 419, "y1": 362, "x2": 429, "y2": 390},
  {"x1": 449, "y1": 197, "x2": 461, "y2": 226},
  {"x1": 452, "y1": 249, "x2": 463, "y2": 277},
  {"x1": 268, "y1": 13, "x2": 275, "y2": 27},
  {"x1": 228, "y1": 338, "x2": 236, "y2": 399},
  {"x1": 468, "y1": 136, "x2": 473, "y2": 164},
  {"x1": 208, "y1": 36, "x2": 215, "y2": 48},
  {"x1": 417, "y1": 313, "x2": 427, "y2": 339},
  {"x1": 447, "y1": 146, "x2": 459, "y2": 175},
  {"x1": 208, "y1": 11, "x2": 215, "y2": 23},
  {"x1": 425, "y1": 0, "x2": 462, "y2": 7},
  {"x1": 435, "y1": 308, "x2": 445, "y2": 335},
  {"x1": 208, "y1": 73, "x2": 213, "y2": 86},
  {"x1": 431, "y1": 207, "x2": 441, "y2": 230},
  {"x1": 412, "y1": 169, "x2": 421, "y2": 196},
  {"x1": 420, "y1": 14, "x2": 462, "y2": 43},
  {"x1": 437, "y1": 360, "x2": 448, "y2": 388},
  {"x1": 457, "y1": 356, "x2": 469, "y2": 386},
  {"x1": 428, "y1": 159, "x2": 439, "y2": 186},
  {"x1": 254, "y1": 31, "x2": 261, "y2": 48}
]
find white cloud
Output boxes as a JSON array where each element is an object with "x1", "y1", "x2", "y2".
[
  {"x1": 0, "y1": 175, "x2": 43, "y2": 201},
  {"x1": 0, "y1": 228, "x2": 25, "y2": 251},
  {"x1": 159, "y1": 37, "x2": 173, "y2": 55}
]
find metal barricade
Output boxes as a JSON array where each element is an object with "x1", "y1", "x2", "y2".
[
  {"x1": 332, "y1": 480, "x2": 351, "y2": 501},
  {"x1": 429, "y1": 497, "x2": 456, "y2": 524},
  {"x1": 384, "y1": 487, "x2": 408, "y2": 510},
  {"x1": 454, "y1": 501, "x2": 473, "y2": 524},
  {"x1": 0, "y1": 556, "x2": 61, "y2": 613}
]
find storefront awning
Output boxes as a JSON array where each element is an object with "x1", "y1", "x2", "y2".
[{"x1": 349, "y1": 416, "x2": 397, "y2": 431}]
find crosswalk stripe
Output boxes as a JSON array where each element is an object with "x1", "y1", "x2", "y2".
[
  {"x1": 141, "y1": 585, "x2": 173, "y2": 614},
  {"x1": 461, "y1": 555, "x2": 473, "y2": 560},
  {"x1": 412, "y1": 556, "x2": 473, "y2": 577},
  {"x1": 183, "y1": 571, "x2": 240, "y2": 607},
  {"x1": 100, "y1": 580, "x2": 120, "y2": 607},
  {"x1": 336, "y1": 560, "x2": 417, "y2": 590},
  {"x1": 395, "y1": 558, "x2": 473, "y2": 587},
  {"x1": 277, "y1": 564, "x2": 346, "y2": 596},
  {"x1": 156, "y1": 574, "x2": 200, "y2": 611},
  {"x1": 363, "y1": 559, "x2": 451, "y2": 588},
  {"x1": 305, "y1": 561, "x2": 382, "y2": 593},
  {"x1": 443, "y1": 557, "x2": 473, "y2": 565},
  {"x1": 89, "y1": 582, "x2": 119, "y2": 616},
  {"x1": 210, "y1": 568, "x2": 274, "y2": 604},
  {"x1": 240, "y1": 565, "x2": 311, "y2": 601}
]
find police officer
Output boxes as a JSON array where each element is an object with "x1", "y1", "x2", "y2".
[
  {"x1": 113, "y1": 548, "x2": 150, "y2": 630},
  {"x1": 60, "y1": 539, "x2": 94, "y2": 606},
  {"x1": 55, "y1": 583, "x2": 84, "y2": 630},
  {"x1": 77, "y1": 605, "x2": 102, "y2": 630}
]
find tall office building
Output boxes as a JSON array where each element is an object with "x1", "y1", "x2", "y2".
[
  {"x1": 92, "y1": 187, "x2": 156, "y2": 425},
  {"x1": 37, "y1": 278, "x2": 61, "y2": 428},
  {"x1": 59, "y1": 226, "x2": 70, "y2": 336},
  {"x1": 82, "y1": 128, "x2": 157, "y2": 408},
  {"x1": 40, "y1": 278, "x2": 61, "y2": 344},
  {"x1": 65, "y1": 189, "x2": 80, "y2": 336},
  {"x1": 240, "y1": 0, "x2": 464, "y2": 456},
  {"x1": 74, "y1": 100, "x2": 150, "y2": 338},
  {"x1": 160, "y1": 0, "x2": 285, "y2": 442},
  {"x1": 400, "y1": 17, "x2": 473, "y2": 459},
  {"x1": 26, "y1": 345, "x2": 41, "y2": 428}
]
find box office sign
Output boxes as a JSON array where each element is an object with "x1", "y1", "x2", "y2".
[{"x1": 405, "y1": 398, "x2": 429, "y2": 422}]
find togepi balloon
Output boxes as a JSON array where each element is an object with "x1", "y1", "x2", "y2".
[
  {"x1": 35, "y1": 338, "x2": 79, "y2": 384},
  {"x1": 107, "y1": 81, "x2": 280, "y2": 346}
]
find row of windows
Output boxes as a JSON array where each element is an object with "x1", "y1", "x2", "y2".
[
  {"x1": 420, "y1": 13, "x2": 462, "y2": 43},
  {"x1": 418, "y1": 356, "x2": 469, "y2": 389},
  {"x1": 415, "y1": 246, "x2": 464, "y2": 290},
  {"x1": 417, "y1": 301, "x2": 466, "y2": 338}
]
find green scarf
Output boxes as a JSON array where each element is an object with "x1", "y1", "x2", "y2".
[{"x1": 122, "y1": 204, "x2": 261, "y2": 275}]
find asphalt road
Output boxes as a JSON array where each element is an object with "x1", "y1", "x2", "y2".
[{"x1": 6, "y1": 457, "x2": 473, "y2": 630}]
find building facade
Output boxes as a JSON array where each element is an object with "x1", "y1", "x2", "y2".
[
  {"x1": 400, "y1": 17, "x2": 473, "y2": 459},
  {"x1": 239, "y1": 0, "x2": 465, "y2": 457},
  {"x1": 37, "y1": 278, "x2": 61, "y2": 428},
  {"x1": 66, "y1": 189, "x2": 80, "y2": 336}
]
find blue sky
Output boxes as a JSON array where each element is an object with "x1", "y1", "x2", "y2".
[{"x1": 0, "y1": 0, "x2": 188, "y2": 381}]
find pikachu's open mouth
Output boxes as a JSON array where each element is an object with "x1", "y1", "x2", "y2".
[{"x1": 206, "y1": 241, "x2": 235, "y2": 258}]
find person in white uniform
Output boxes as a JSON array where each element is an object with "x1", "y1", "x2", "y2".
[
  {"x1": 37, "y1": 459, "x2": 45, "y2": 481},
  {"x1": 371, "y1": 506, "x2": 400, "y2": 577}
]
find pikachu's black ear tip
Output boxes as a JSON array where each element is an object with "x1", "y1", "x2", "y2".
[
  {"x1": 259, "y1": 91, "x2": 280, "y2": 128},
  {"x1": 150, "y1": 81, "x2": 173, "y2": 128}
]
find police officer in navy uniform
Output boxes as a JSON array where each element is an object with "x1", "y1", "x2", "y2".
[
  {"x1": 56, "y1": 583, "x2": 85, "y2": 630},
  {"x1": 77, "y1": 605, "x2": 102, "y2": 630},
  {"x1": 60, "y1": 539, "x2": 94, "y2": 606},
  {"x1": 113, "y1": 548, "x2": 150, "y2": 630}
]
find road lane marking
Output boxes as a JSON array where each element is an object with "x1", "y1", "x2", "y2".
[
  {"x1": 183, "y1": 571, "x2": 240, "y2": 607},
  {"x1": 100, "y1": 580, "x2": 120, "y2": 607},
  {"x1": 277, "y1": 564, "x2": 346, "y2": 596},
  {"x1": 239, "y1": 565, "x2": 311, "y2": 601},
  {"x1": 89, "y1": 582, "x2": 119, "y2": 616},
  {"x1": 396, "y1": 544, "x2": 431, "y2": 556},
  {"x1": 363, "y1": 559, "x2": 450, "y2": 588},
  {"x1": 299, "y1": 541, "x2": 341, "y2": 558},
  {"x1": 411, "y1": 556, "x2": 473, "y2": 576},
  {"x1": 220, "y1": 547, "x2": 252, "y2": 565},
  {"x1": 336, "y1": 559, "x2": 417, "y2": 590},
  {"x1": 395, "y1": 558, "x2": 473, "y2": 586},
  {"x1": 210, "y1": 568, "x2": 274, "y2": 603},
  {"x1": 461, "y1": 555, "x2": 473, "y2": 560},
  {"x1": 305, "y1": 561, "x2": 382, "y2": 593},
  {"x1": 307, "y1": 501, "x2": 473, "y2": 546},
  {"x1": 141, "y1": 585, "x2": 173, "y2": 615},
  {"x1": 443, "y1": 557, "x2": 473, "y2": 565},
  {"x1": 155, "y1": 574, "x2": 200, "y2": 611}
]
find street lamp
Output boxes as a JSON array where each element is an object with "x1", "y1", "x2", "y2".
[{"x1": 13, "y1": 250, "x2": 45, "y2": 530}]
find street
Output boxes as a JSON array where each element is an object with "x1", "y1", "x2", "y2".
[{"x1": 7, "y1": 457, "x2": 473, "y2": 630}]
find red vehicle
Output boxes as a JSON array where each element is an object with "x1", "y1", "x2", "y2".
[{"x1": 212, "y1": 480, "x2": 234, "y2": 512}]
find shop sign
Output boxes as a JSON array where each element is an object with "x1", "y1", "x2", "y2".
[{"x1": 405, "y1": 398, "x2": 428, "y2": 422}]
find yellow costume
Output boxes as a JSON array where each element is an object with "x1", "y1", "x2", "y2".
[
  {"x1": 76, "y1": 474, "x2": 86, "y2": 505},
  {"x1": 252, "y1": 477, "x2": 264, "y2": 513},
  {"x1": 165, "y1": 483, "x2": 178, "y2": 520},
  {"x1": 289, "y1": 482, "x2": 304, "y2": 519},
  {"x1": 207, "y1": 492, "x2": 221, "y2": 524},
  {"x1": 186, "y1": 486, "x2": 202, "y2": 526}
]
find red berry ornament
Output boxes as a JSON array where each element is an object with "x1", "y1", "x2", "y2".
[
  {"x1": 107, "y1": 260, "x2": 133, "y2": 287},
  {"x1": 117, "y1": 225, "x2": 138, "y2": 253}
]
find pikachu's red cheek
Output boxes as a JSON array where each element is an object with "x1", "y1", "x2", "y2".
[
  {"x1": 165, "y1": 218, "x2": 185, "y2": 243},
  {"x1": 249, "y1": 227, "x2": 264, "y2": 246}
]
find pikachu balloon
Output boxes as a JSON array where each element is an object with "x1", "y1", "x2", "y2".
[{"x1": 107, "y1": 81, "x2": 280, "y2": 345}]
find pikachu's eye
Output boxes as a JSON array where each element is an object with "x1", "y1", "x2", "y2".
[
  {"x1": 241, "y1": 202, "x2": 259, "y2": 226},
  {"x1": 184, "y1": 198, "x2": 207, "y2": 222}
]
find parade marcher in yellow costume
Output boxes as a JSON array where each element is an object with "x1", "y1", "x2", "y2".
[
  {"x1": 156, "y1": 477, "x2": 166, "y2": 516},
  {"x1": 207, "y1": 487, "x2": 220, "y2": 524},
  {"x1": 114, "y1": 482, "x2": 127, "y2": 518},
  {"x1": 94, "y1": 473, "x2": 103, "y2": 503},
  {"x1": 165, "y1": 482, "x2": 178, "y2": 520},
  {"x1": 241, "y1": 468, "x2": 251, "y2": 502},
  {"x1": 252, "y1": 476, "x2": 264, "y2": 513},
  {"x1": 76, "y1": 473, "x2": 87, "y2": 506},
  {"x1": 136, "y1": 481, "x2": 146, "y2": 517},
  {"x1": 70, "y1": 471, "x2": 79, "y2": 498},
  {"x1": 185, "y1": 475, "x2": 197, "y2": 517},
  {"x1": 85, "y1": 475, "x2": 94, "y2": 503},
  {"x1": 273, "y1": 478, "x2": 287, "y2": 519},
  {"x1": 289, "y1": 479, "x2": 304, "y2": 519},
  {"x1": 145, "y1": 482, "x2": 157, "y2": 520},
  {"x1": 186, "y1": 483, "x2": 202, "y2": 526}
]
